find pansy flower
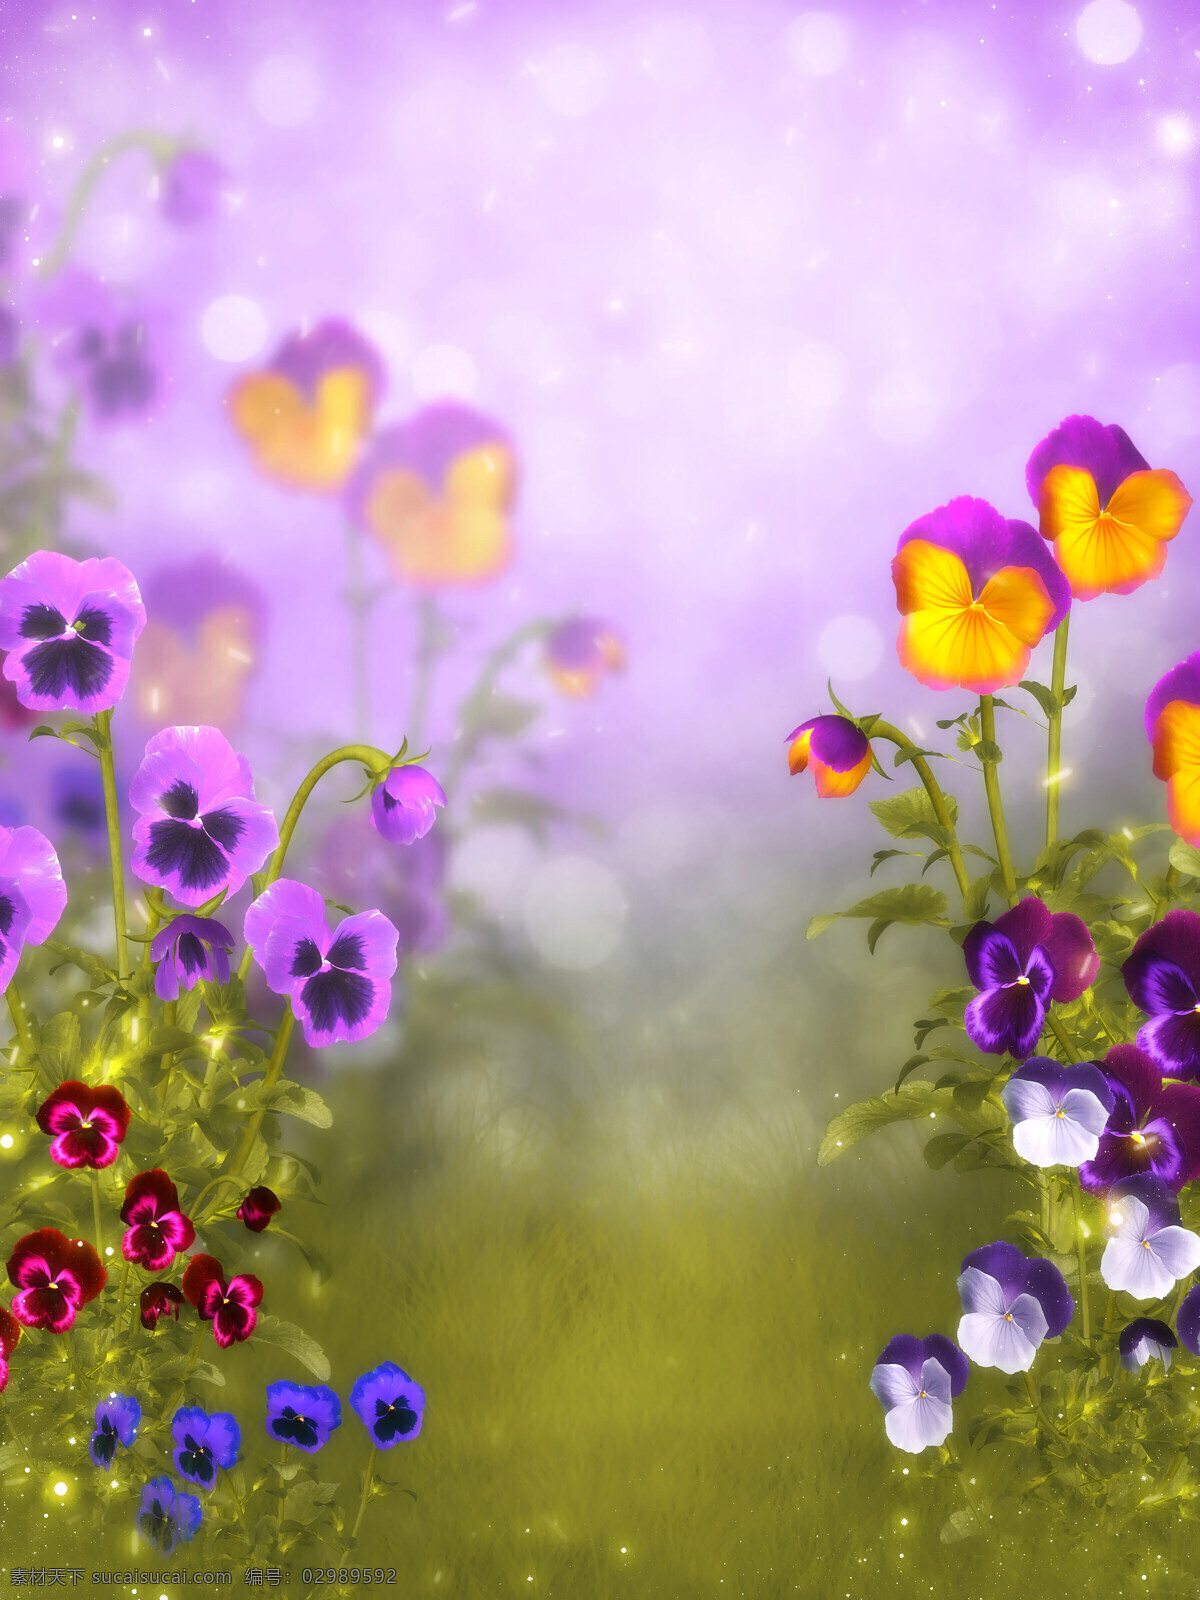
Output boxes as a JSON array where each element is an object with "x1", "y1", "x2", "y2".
[
  {"x1": 0, "y1": 823, "x2": 67, "y2": 993},
  {"x1": 140, "y1": 1282, "x2": 185, "y2": 1331},
  {"x1": 1101, "y1": 1175, "x2": 1200, "y2": 1301},
  {"x1": 1145, "y1": 653, "x2": 1200, "y2": 846},
  {"x1": 1177, "y1": 1286, "x2": 1200, "y2": 1355},
  {"x1": 151, "y1": 915, "x2": 235, "y2": 1003},
  {"x1": 1122, "y1": 909, "x2": 1200, "y2": 1081},
  {"x1": 181, "y1": 1254, "x2": 262, "y2": 1348},
  {"x1": 228, "y1": 318, "x2": 384, "y2": 493},
  {"x1": 171, "y1": 1407, "x2": 240, "y2": 1489},
  {"x1": 785, "y1": 715, "x2": 872, "y2": 797},
  {"x1": 136, "y1": 1476, "x2": 201, "y2": 1555},
  {"x1": 7, "y1": 1228, "x2": 106, "y2": 1332},
  {"x1": 316, "y1": 819, "x2": 448, "y2": 959},
  {"x1": 158, "y1": 149, "x2": 227, "y2": 228},
  {"x1": 892, "y1": 497, "x2": 1071, "y2": 693},
  {"x1": 956, "y1": 1240, "x2": 1073, "y2": 1374},
  {"x1": 237, "y1": 1186, "x2": 280, "y2": 1234},
  {"x1": 265, "y1": 1380, "x2": 342, "y2": 1453},
  {"x1": 0, "y1": 1305, "x2": 20, "y2": 1393},
  {"x1": 347, "y1": 402, "x2": 517, "y2": 588},
  {"x1": 35, "y1": 1081, "x2": 131, "y2": 1170},
  {"x1": 370, "y1": 765, "x2": 446, "y2": 845},
  {"x1": 1026, "y1": 415, "x2": 1192, "y2": 601},
  {"x1": 0, "y1": 551, "x2": 145, "y2": 714},
  {"x1": 1000, "y1": 1057, "x2": 1114, "y2": 1168},
  {"x1": 868, "y1": 1334, "x2": 968, "y2": 1454},
  {"x1": 120, "y1": 1170, "x2": 195, "y2": 1273},
  {"x1": 89, "y1": 1395, "x2": 141, "y2": 1469},
  {"x1": 963, "y1": 896, "x2": 1098, "y2": 1059},
  {"x1": 34, "y1": 270, "x2": 167, "y2": 427},
  {"x1": 1078, "y1": 1044, "x2": 1200, "y2": 1195},
  {"x1": 349, "y1": 1362, "x2": 426, "y2": 1448},
  {"x1": 129, "y1": 726, "x2": 279, "y2": 907},
  {"x1": 244, "y1": 878, "x2": 399, "y2": 1048},
  {"x1": 1119, "y1": 1317, "x2": 1177, "y2": 1374},
  {"x1": 544, "y1": 617, "x2": 626, "y2": 697}
]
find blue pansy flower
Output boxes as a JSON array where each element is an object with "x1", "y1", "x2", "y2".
[
  {"x1": 171, "y1": 1406, "x2": 241, "y2": 1489},
  {"x1": 136, "y1": 1476, "x2": 201, "y2": 1554},
  {"x1": 265, "y1": 1381, "x2": 342, "y2": 1453},
  {"x1": 89, "y1": 1394, "x2": 140, "y2": 1469},
  {"x1": 349, "y1": 1362, "x2": 426, "y2": 1448}
]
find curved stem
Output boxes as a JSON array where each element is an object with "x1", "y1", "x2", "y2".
[
  {"x1": 1045, "y1": 617, "x2": 1070, "y2": 849},
  {"x1": 38, "y1": 130, "x2": 176, "y2": 279},
  {"x1": 95, "y1": 710, "x2": 131, "y2": 983},
  {"x1": 864, "y1": 722, "x2": 971, "y2": 907},
  {"x1": 1072, "y1": 1178, "x2": 1090, "y2": 1343},
  {"x1": 138, "y1": 890, "x2": 165, "y2": 1021},
  {"x1": 198, "y1": 1006, "x2": 294, "y2": 1222},
  {"x1": 189, "y1": 1173, "x2": 245, "y2": 1218},
  {"x1": 441, "y1": 620, "x2": 551, "y2": 805},
  {"x1": 350, "y1": 1441, "x2": 379, "y2": 1545},
  {"x1": 6, "y1": 979, "x2": 34, "y2": 1057},
  {"x1": 979, "y1": 697, "x2": 1018, "y2": 907}
]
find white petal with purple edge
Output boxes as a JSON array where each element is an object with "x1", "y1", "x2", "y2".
[
  {"x1": 884, "y1": 1393, "x2": 953, "y2": 1453},
  {"x1": 956, "y1": 1266, "x2": 1008, "y2": 1318},
  {"x1": 1101, "y1": 1236, "x2": 1176, "y2": 1300},
  {"x1": 1001, "y1": 1078, "x2": 1059, "y2": 1125},
  {"x1": 1060, "y1": 1087, "x2": 1111, "y2": 1137},
  {"x1": 918, "y1": 1357, "x2": 952, "y2": 1405},
  {"x1": 1147, "y1": 1225, "x2": 1200, "y2": 1281},
  {"x1": 957, "y1": 1292, "x2": 1047, "y2": 1373},
  {"x1": 869, "y1": 1362, "x2": 920, "y2": 1412},
  {"x1": 1011, "y1": 1107, "x2": 1102, "y2": 1168}
]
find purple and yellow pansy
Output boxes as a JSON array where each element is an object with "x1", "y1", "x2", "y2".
[
  {"x1": 892, "y1": 497, "x2": 1070, "y2": 693},
  {"x1": 785, "y1": 715, "x2": 872, "y2": 797},
  {"x1": 1026, "y1": 415, "x2": 1192, "y2": 601},
  {"x1": 1146, "y1": 653, "x2": 1200, "y2": 846}
]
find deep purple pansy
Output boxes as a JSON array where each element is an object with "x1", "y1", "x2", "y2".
[
  {"x1": 7, "y1": 1228, "x2": 106, "y2": 1333},
  {"x1": 349, "y1": 1362, "x2": 426, "y2": 1449},
  {"x1": 130, "y1": 726, "x2": 279, "y2": 908},
  {"x1": 0, "y1": 823, "x2": 67, "y2": 993},
  {"x1": 181, "y1": 1254, "x2": 262, "y2": 1349},
  {"x1": 140, "y1": 1282, "x2": 185, "y2": 1331},
  {"x1": 243, "y1": 878, "x2": 400, "y2": 1048},
  {"x1": 1078, "y1": 1044, "x2": 1200, "y2": 1195},
  {"x1": 1101, "y1": 1174, "x2": 1200, "y2": 1301},
  {"x1": 0, "y1": 551, "x2": 145, "y2": 714},
  {"x1": 956, "y1": 1240, "x2": 1073, "y2": 1374},
  {"x1": 171, "y1": 1406, "x2": 240, "y2": 1489},
  {"x1": 136, "y1": 1476, "x2": 201, "y2": 1555},
  {"x1": 237, "y1": 1186, "x2": 280, "y2": 1234},
  {"x1": 1119, "y1": 1317, "x2": 1177, "y2": 1374},
  {"x1": 265, "y1": 1381, "x2": 342, "y2": 1453},
  {"x1": 868, "y1": 1334, "x2": 968, "y2": 1454},
  {"x1": 1123, "y1": 910, "x2": 1200, "y2": 1081},
  {"x1": 90, "y1": 1394, "x2": 141, "y2": 1469},
  {"x1": 963, "y1": 896, "x2": 1099, "y2": 1059},
  {"x1": 1000, "y1": 1057, "x2": 1114, "y2": 1168},
  {"x1": 1178, "y1": 1287, "x2": 1200, "y2": 1355},
  {"x1": 159, "y1": 150, "x2": 227, "y2": 227},
  {"x1": 150, "y1": 915, "x2": 235, "y2": 1003},
  {"x1": 370, "y1": 765, "x2": 446, "y2": 845},
  {"x1": 35, "y1": 1081, "x2": 131, "y2": 1170},
  {"x1": 120, "y1": 1170, "x2": 196, "y2": 1273}
]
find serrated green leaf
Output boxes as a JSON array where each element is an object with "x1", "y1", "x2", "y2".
[
  {"x1": 975, "y1": 739, "x2": 1002, "y2": 764},
  {"x1": 43, "y1": 941, "x2": 115, "y2": 987},
  {"x1": 924, "y1": 1131, "x2": 972, "y2": 1170},
  {"x1": 253, "y1": 1314, "x2": 331, "y2": 1380},
  {"x1": 36, "y1": 1011, "x2": 83, "y2": 1084},
  {"x1": 806, "y1": 883, "x2": 950, "y2": 953},
  {"x1": 819, "y1": 1081, "x2": 944, "y2": 1165},
  {"x1": 261, "y1": 1080, "x2": 333, "y2": 1129},
  {"x1": 868, "y1": 786, "x2": 958, "y2": 843}
]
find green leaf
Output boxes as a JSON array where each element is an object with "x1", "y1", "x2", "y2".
[
  {"x1": 1170, "y1": 839, "x2": 1200, "y2": 879},
  {"x1": 891, "y1": 745, "x2": 949, "y2": 769},
  {"x1": 806, "y1": 884, "x2": 950, "y2": 951},
  {"x1": 36, "y1": 1011, "x2": 83, "y2": 1084},
  {"x1": 870, "y1": 848, "x2": 921, "y2": 877},
  {"x1": 43, "y1": 941, "x2": 115, "y2": 987},
  {"x1": 1018, "y1": 679, "x2": 1059, "y2": 719},
  {"x1": 924, "y1": 1132, "x2": 972, "y2": 1170},
  {"x1": 818, "y1": 1081, "x2": 943, "y2": 1165},
  {"x1": 894, "y1": 1053, "x2": 930, "y2": 1094},
  {"x1": 964, "y1": 872, "x2": 991, "y2": 923},
  {"x1": 261, "y1": 1080, "x2": 333, "y2": 1129},
  {"x1": 868, "y1": 787, "x2": 958, "y2": 844},
  {"x1": 975, "y1": 739, "x2": 1002, "y2": 764},
  {"x1": 252, "y1": 1314, "x2": 331, "y2": 1380}
]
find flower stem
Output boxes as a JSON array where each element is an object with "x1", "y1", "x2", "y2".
[
  {"x1": 863, "y1": 721, "x2": 971, "y2": 908},
  {"x1": 278, "y1": 1443, "x2": 287, "y2": 1532},
  {"x1": 118, "y1": 1258, "x2": 130, "y2": 1304},
  {"x1": 1038, "y1": 1171, "x2": 1050, "y2": 1238},
  {"x1": 199, "y1": 1006, "x2": 294, "y2": 1221},
  {"x1": 95, "y1": 710, "x2": 131, "y2": 983},
  {"x1": 1045, "y1": 616, "x2": 1070, "y2": 849},
  {"x1": 162, "y1": 1324, "x2": 205, "y2": 1421},
  {"x1": 944, "y1": 1437, "x2": 983, "y2": 1526},
  {"x1": 979, "y1": 696, "x2": 1018, "y2": 907},
  {"x1": 38, "y1": 130, "x2": 177, "y2": 279},
  {"x1": 5, "y1": 980, "x2": 34, "y2": 1057},
  {"x1": 1047, "y1": 1014, "x2": 1082, "y2": 1064},
  {"x1": 350, "y1": 1441, "x2": 379, "y2": 1545},
  {"x1": 1072, "y1": 1179, "x2": 1090, "y2": 1343}
]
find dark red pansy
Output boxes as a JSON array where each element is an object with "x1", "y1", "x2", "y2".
[
  {"x1": 34, "y1": 1080, "x2": 131, "y2": 1169},
  {"x1": 120, "y1": 1170, "x2": 196, "y2": 1272},
  {"x1": 0, "y1": 1303, "x2": 20, "y2": 1392},
  {"x1": 6, "y1": 1228, "x2": 105, "y2": 1332},
  {"x1": 140, "y1": 1281, "x2": 185, "y2": 1331},
  {"x1": 181, "y1": 1253, "x2": 262, "y2": 1349},
  {"x1": 237, "y1": 1186, "x2": 280, "y2": 1234}
]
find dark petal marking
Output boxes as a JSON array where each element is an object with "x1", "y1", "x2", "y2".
[
  {"x1": 93, "y1": 1419, "x2": 117, "y2": 1467},
  {"x1": 373, "y1": 1395, "x2": 418, "y2": 1443},
  {"x1": 145, "y1": 819, "x2": 229, "y2": 892},
  {"x1": 176, "y1": 932, "x2": 207, "y2": 976},
  {"x1": 73, "y1": 604, "x2": 112, "y2": 646},
  {"x1": 271, "y1": 1408, "x2": 320, "y2": 1450},
  {"x1": 327, "y1": 930, "x2": 366, "y2": 971},
  {"x1": 0, "y1": 895, "x2": 16, "y2": 939},
  {"x1": 91, "y1": 353, "x2": 156, "y2": 418},
  {"x1": 201, "y1": 807, "x2": 245, "y2": 851},
  {"x1": 290, "y1": 937, "x2": 324, "y2": 979},
  {"x1": 159, "y1": 780, "x2": 200, "y2": 821},
  {"x1": 300, "y1": 967, "x2": 373, "y2": 1033},
  {"x1": 24, "y1": 637, "x2": 112, "y2": 701},
  {"x1": 180, "y1": 1439, "x2": 215, "y2": 1486},
  {"x1": 19, "y1": 603, "x2": 66, "y2": 641}
]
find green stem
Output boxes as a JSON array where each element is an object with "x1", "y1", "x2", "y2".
[
  {"x1": 1047, "y1": 1014, "x2": 1082, "y2": 1064},
  {"x1": 95, "y1": 710, "x2": 130, "y2": 983},
  {"x1": 90, "y1": 1171, "x2": 104, "y2": 1260},
  {"x1": 118, "y1": 1258, "x2": 130, "y2": 1304},
  {"x1": 979, "y1": 696, "x2": 1018, "y2": 907},
  {"x1": 1022, "y1": 1368, "x2": 1062, "y2": 1444},
  {"x1": 37, "y1": 130, "x2": 177, "y2": 279},
  {"x1": 350, "y1": 1440, "x2": 379, "y2": 1544},
  {"x1": 138, "y1": 890, "x2": 165, "y2": 1022},
  {"x1": 162, "y1": 1325, "x2": 206, "y2": 1421},
  {"x1": 236, "y1": 745, "x2": 394, "y2": 984},
  {"x1": 198, "y1": 1007, "x2": 294, "y2": 1222},
  {"x1": 945, "y1": 1437, "x2": 983, "y2": 1526},
  {"x1": 863, "y1": 721, "x2": 971, "y2": 908},
  {"x1": 222, "y1": 1466, "x2": 251, "y2": 1543},
  {"x1": 278, "y1": 1443, "x2": 287, "y2": 1531},
  {"x1": 1072, "y1": 1179, "x2": 1090, "y2": 1343},
  {"x1": 5, "y1": 980, "x2": 34, "y2": 1058},
  {"x1": 1038, "y1": 1171, "x2": 1050, "y2": 1238},
  {"x1": 441, "y1": 620, "x2": 551, "y2": 805},
  {"x1": 1045, "y1": 616, "x2": 1070, "y2": 849}
]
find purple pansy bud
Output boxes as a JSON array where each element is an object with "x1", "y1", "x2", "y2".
[
  {"x1": 1119, "y1": 1317, "x2": 1177, "y2": 1374},
  {"x1": 150, "y1": 915, "x2": 235, "y2": 1003},
  {"x1": 786, "y1": 715, "x2": 872, "y2": 797},
  {"x1": 1123, "y1": 910, "x2": 1200, "y2": 1081},
  {"x1": 370, "y1": 765, "x2": 446, "y2": 846}
]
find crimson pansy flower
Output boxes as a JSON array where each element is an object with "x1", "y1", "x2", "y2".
[
  {"x1": 130, "y1": 726, "x2": 279, "y2": 908},
  {"x1": 120, "y1": 1170, "x2": 196, "y2": 1272},
  {"x1": 1123, "y1": 909, "x2": 1200, "y2": 1080},
  {"x1": 963, "y1": 896, "x2": 1099, "y2": 1059},
  {"x1": 150, "y1": 914, "x2": 235, "y2": 1002},
  {"x1": 1078, "y1": 1043, "x2": 1200, "y2": 1195},
  {"x1": 182, "y1": 1254, "x2": 262, "y2": 1348},
  {"x1": 243, "y1": 878, "x2": 399, "y2": 1048},
  {"x1": 35, "y1": 1081, "x2": 131, "y2": 1170},
  {"x1": 140, "y1": 1282, "x2": 185, "y2": 1331},
  {"x1": 0, "y1": 1304, "x2": 20, "y2": 1392},
  {"x1": 237, "y1": 1186, "x2": 280, "y2": 1234},
  {"x1": 0, "y1": 551, "x2": 146, "y2": 713},
  {"x1": 7, "y1": 1228, "x2": 106, "y2": 1332},
  {"x1": 0, "y1": 823, "x2": 67, "y2": 993}
]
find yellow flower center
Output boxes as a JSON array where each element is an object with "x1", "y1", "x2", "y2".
[
  {"x1": 1055, "y1": 1109, "x2": 1066, "y2": 1119},
  {"x1": 1015, "y1": 976, "x2": 1030, "y2": 987},
  {"x1": 1004, "y1": 1312, "x2": 1014, "y2": 1322},
  {"x1": 1131, "y1": 1131, "x2": 1146, "y2": 1145}
]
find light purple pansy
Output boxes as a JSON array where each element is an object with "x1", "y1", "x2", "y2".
[
  {"x1": 270, "y1": 317, "x2": 385, "y2": 407},
  {"x1": 1078, "y1": 1044, "x2": 1200, "y2": 1196},
  {"x1": 1101, "y1": 1175, "x2": 1200, "y2": 1301},
  {"x1": 370, "y1": 765, "x2": 446, "y2": 846},
  {"x1": 956, "y1": 1240, "x2": 1073, "y2": 1374},
  {"x1": 1000, "y1": 1057, "x2": 1114, "y2": 1168},
  {"x1": 0, "y1": 551, "x2": 146, "y2": 714},
  {"x1": 159, "y1": 149, "x2": 228, "y2": 228},
  {"x1": 0, "y1": 825, "x2": 67, "y2": 991},
  {"x1": 963, "y1": 896, "x2": 1099, "y2": 1060},
  {"x1": 129, "y1": 727, "x2": 279, "y2": 908},
  {"x1": 1025, "y1": 414, "x2": 1150, "y2": 512},
  {"x1": 32, "y1": 269, "x2": 166, "y2": 427},
  {"x1": 1122, "y1": 910, "x2": 1200, "y2": 1082},
  {"x1": 150, "y1": 915, "x2": 235, "y2": 1003},
  {"x1": 243, "y1": 878, "x2": 400, "y2": 1048},
  {"x1": 1119, "y1": 1317, "x2": 1177, "y2": 1374},
  {"x1": 868, "y1": 1334, "x2": 968, "y2": 1454}
]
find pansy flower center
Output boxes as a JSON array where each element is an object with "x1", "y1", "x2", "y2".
[
  {"x1": 1015, "y1": 975, "x2": 1030, "y2": 987},
  {"x1": 1130, "y1": 1131, "x2": 1146, "y2": 1145},
  {"x1": 1004, "y1": 1312, "x2": 1013, "y2": 1322},
  {"x1": 1054, "y1": 1108, "x2": 1066, "y2": 1119}
]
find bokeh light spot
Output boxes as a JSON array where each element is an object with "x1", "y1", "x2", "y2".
[
  {"x1": 816, "y1": 615, "x2": 883, "y2": 683},
  {"x1": 523, "y1": 856, "x2": 627, "y2": 970},
  {"x1": 412, "y1": 343, "x2": 478, "y2": 400},
  {"x1": 532, "y1": 43, "x2": 610, "y2": 117},
  {"x1": 201, "y1": 295, "x2": 269, "y2": 363},
  {"x1": 1157, "y1": 115, "x2": 1196, "y2": 157},
  {"x1": 251, "y1": 54, "x2": 324, "y2": 127},
  {"x1": 785, "y1": 12, "x2": 850, "y2": 77},
  {"x1": 1075, "y1": 0, "x2": 1142, "y2": 65}
]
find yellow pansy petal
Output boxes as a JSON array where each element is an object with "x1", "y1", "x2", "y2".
[
  {"x1": 787, "y1": 728, "x2": 813, "y2": 776},
  {"x1": 976, "y1": 566, "x2": 1055, "y2": 648},
  {"x1": 892, "y1": 539, "x2": 974, "y2": 616},
  {"x1": 898, "y1": 605, "x2": 1031, "y2": 692},
  {"x1": 1106, "y1": 469, "x2": 1193, "y2": 543},
  {"x1": 1169, "y1": 768, "x2": 1200, "y2": 848},
  {"x1": 811, "y1": 749, "x2": 872, "y2": 797},
  {"x1": 1040, "y1": 463, "x2": 1181, "y2": 599},
  {"x1": 1151, "y1": 700, "x2": 1200, "y2": 783},
  {"x1": 228, "y1": 369, "x2": 372, "y2": 491}
]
